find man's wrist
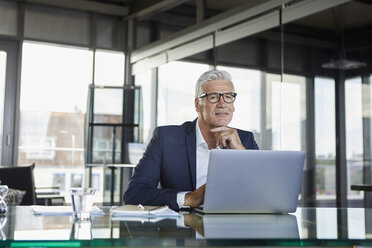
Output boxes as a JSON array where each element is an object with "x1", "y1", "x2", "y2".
[
  {"x1": 177, "y1": 191, "x2": 190, "y2": 208},
  {"x1": 184, "y1": 192, "x2": 191, "y2": 207},
  {"x1": 238, "y1": 144, "x2": 246, "y2": 150}
]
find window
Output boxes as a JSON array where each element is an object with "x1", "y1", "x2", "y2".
[
  {"x1": 315, "y1": 77, "x2": 336, "y2": 200},
  {"x1": 19, "y1": 41, "x2": 93, "y2": 194},
  {"x1": 24, "y1": 136, "x2": 56, "y2": 160},
  {"x1": 345, "y1": 77, "x2": 363, "y2": 200},
  {"x1": 135, "y1": 70, "x2": 153, "y2": 143},
  {"x1": 52, "y1": 173, "x2": 65, "y2": 191},
  {"x1": 0, "y1": 51, "x2": 6, "y2": 163},
  {"x1": 266, "y1": 74, "x2": 306, "y2": 151},
  {"x1": 97, "y1": 139, "x2": 108, "y2": 158},
  {"x1": 70, "y1": 173, "x2": 83, "y2": 187},
  {"x1": 158, "y1": 61, "x2": 209, "y2": 125},
  {"x1": 217, "y1": 65, "x2": 261, "y2": 146},
  {"x1": 94, "y1": 50, "x2": 124, "y2": 86},
  {"x1": 19, "y1": 42, "x2": 125, "y2": 204}
]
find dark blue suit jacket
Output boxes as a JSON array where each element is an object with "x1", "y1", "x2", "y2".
[{"x1": 124, "y1": 119, "x2": 259, "y2": 210}]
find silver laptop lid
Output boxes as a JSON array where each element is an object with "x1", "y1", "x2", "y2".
[{"x1": 203, "y1": 150, "x2": 305, "y2": 214}]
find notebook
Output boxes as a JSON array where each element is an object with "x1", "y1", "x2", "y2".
[
  {"x1": 111, "y1": 205, "x2": 180, "y2": 218},
  {"x1": 31, "y1": 205, "x2": 104, "y2": 216},
  {"x1": 196, "y1": 149, "x2": 305, "y2": 214}
]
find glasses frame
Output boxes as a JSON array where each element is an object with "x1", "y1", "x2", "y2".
[{"x1": 199, "y1": 92, "x2": 237, "y2": 103}]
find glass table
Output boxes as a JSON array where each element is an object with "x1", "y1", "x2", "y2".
[{"x1": 1, "y1": 206, "x2": 372, "y2": 247}]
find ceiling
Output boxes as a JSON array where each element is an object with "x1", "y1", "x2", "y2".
[
  {"x1": 294, "y1": 1, "x2": 372, "y2": 31},
  {"x1": 20, "y1": 0, "x2": 372, "y2": 31},
  {"x1": 17, "y1": 0, "x2": 372, "y2": 60}
]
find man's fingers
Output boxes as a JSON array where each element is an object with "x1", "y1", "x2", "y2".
[
  {"x1": 210, "y1": 127, "x2": 244, "y2": 149},
  {"x1": 215, "y1": 128, "x2": 245, "y2": 149},
  {"x1": 221, "y1": 136, "x2": 227, "y2": 148},
  {"x1": 185, "y1": 184, "x2": 206, "y2": 207},
  {"x1": 217, "y1": 131, "x2": 231, "y2": 148}
]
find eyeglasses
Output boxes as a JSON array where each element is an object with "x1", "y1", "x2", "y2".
[{"x1": 199, "y1": 92, "x2": 237, "y2": 103}]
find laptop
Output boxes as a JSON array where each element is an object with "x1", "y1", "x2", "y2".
[{"x1": 196, "y1": 149, "x2": 305, "y2": 214}]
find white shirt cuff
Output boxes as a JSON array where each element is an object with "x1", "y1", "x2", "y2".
[{"x1": 177, "y1": 191, "x2": 190, "y2": 209}]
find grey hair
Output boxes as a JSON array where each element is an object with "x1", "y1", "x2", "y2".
[{"x1": 194, "y1": 70, "x2": 234, "y2": 99}]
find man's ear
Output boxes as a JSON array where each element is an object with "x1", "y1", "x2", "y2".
[{"x1": 195, "y1": 98, "x2": 201, "y2": 112}]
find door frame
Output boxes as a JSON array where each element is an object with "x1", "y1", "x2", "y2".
[{"x1": 0, "y1": 39, "x2": 21, "y2": 165}]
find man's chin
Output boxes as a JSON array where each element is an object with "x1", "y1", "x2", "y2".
[{"x1": 210, "y1": 119, "x2": 231, "y2": 127}]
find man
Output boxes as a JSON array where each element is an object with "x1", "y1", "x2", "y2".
[{"x1": 124, "y1": 70, "x2": 258, "y2": 210}]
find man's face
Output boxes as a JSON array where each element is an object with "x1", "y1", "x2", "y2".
[{"x1": 195, "y1": 79, "x2": 235, "y2": 128}]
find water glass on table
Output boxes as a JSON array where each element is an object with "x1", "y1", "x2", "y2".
[{"x1": 70, "y1": 187, "x2": 96, "y2": 221}]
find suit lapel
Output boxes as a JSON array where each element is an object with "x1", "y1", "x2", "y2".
[{"x1": 185, "y1": 119, "x2": 197, "y2": 190}]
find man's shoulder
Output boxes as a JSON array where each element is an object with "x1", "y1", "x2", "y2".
[
  {"x1": 235, "y1": 128, "x2": 255, "y2": 138},
  {"x1": 234, "y1": 128, "x2": 258, "y2": 149},
  {"x1": 233, "y1": 127, "x2": 253, "y2": 134}
]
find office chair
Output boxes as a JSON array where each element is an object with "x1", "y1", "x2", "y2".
[{"x1": 0, "y1": 164, "x2": 36, "y2": 205}]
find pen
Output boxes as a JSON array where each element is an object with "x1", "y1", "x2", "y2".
[{"x1": 137, "y1": 204, "x2": 145, "y2": 211}]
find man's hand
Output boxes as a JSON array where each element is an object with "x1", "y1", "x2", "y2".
[
  {"x1": 210, "y1": 126, "x2": 245, "y2": 149},
  {"x1": 184, "y1": 184, "x2": 205, "y2": 208}
]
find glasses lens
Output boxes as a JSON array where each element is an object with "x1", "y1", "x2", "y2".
[
  {"x1": 207, "y1": 93, "x2": 220, "y2": 103},
  {"x1": 223, "y1": 93, "x2": 235, "y2": 103}
]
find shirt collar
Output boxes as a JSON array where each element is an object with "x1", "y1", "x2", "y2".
[{"x1": 196, "y1": 119, "x2": 208, "y2": 150}]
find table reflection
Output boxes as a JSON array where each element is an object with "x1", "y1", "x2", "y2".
[
  {"x1": 1, "y1": 206, "x2": 372, "y2": 246},
  {"x1": 208, "y1": 214, "x2": 298, "y2": 239},
  {"x1": 117, "y1": 217, "x2": 194, "y2": 238},
  {"x1": 0, "y1": 215, "x2": 6, "y2": 240},
  {"x1": 184, "y1": 213, "x2": 298, "y2": 239},
  {"x1": 70, "y1": 220, "x2": 92, "y2": 240}
]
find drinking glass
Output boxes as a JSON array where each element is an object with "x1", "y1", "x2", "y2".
[
  {"x1": 70, "y1": 187, "x2": 96, "y2": 221},
  {"x1": 0, "y1": 185, "x2": 8, "y2": 214}
]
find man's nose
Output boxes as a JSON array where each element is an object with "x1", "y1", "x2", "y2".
[{"x1": 216, "y1": 96, "x2": 227, "y2": 107}]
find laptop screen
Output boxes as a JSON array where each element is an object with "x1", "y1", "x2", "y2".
[{"x1": 202, "y1": 149, "x2": 305, "y2": 214}]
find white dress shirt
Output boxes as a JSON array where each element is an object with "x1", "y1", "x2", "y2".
[{"x1": 176, "y1": 119, "x2": 216, "y2": 208}]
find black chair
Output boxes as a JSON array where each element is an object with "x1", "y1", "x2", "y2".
[{"x1": 0, "y1": 164, "x2": 36, "y2": 205}]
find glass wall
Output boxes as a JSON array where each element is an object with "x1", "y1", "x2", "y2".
[
  {"x1": 152, "y1": 58, "x2": 372, "y2": 206},
  {"x1": 16, "y1": 42, "x2": 370, "y2": 206},
  {"x1": 94, "y1": 50, "x2": 124, "y2": 86},
  {"x1": 0, "y1": 51, "x2": 6, "y2": 164},
  {"x1": 266, "y1": 74, "x2": 306, "y2": 151},
  {"x1": 18, "y1": 41, "x2": 93, "y2": 200},
  {"x1": 135, "y1": 70, "x2": 153, "y2": 143},
  {"x1": 157, "y1": 61, "x2": 209, "y2": 125},
  {"x1": 345, "y1": 77, "x2": 364, "y2": 200},
  {"x1": 217, "y1": 66, "x2": 261, "y2": 147},
  {"x1": 156, "y1": 61, "x2": 306, "y2": 153},
  {"x1": 315, "y1": 77, "x2": 336, "y2": 200},
  {"x1": 18, "y1": 41, "x2": 128, "y2": 203}
]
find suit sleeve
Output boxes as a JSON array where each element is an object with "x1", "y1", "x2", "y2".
[
  {"x1": 250, "y1": 132, "x2": 259, "y2": 150},
  {"x1": 239, "y1": 130, "x2": 259, "y2": 150},
  {"x1": 123, "y1": 127, "x2": 179, "y2": 210}
]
